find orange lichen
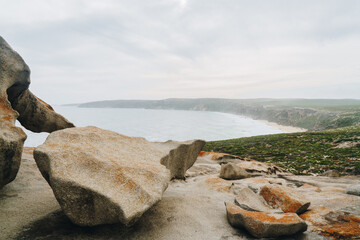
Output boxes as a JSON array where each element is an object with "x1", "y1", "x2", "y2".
[
  {"x1": 321, "y1": 215, "x2": 360, "y2": 239},
  {"x1": 198, "y1": 151, "x2": 207, "y2": 157},
  {"x1": 260, "y1": 185, "x2": 306, "y2": 213},
  {"x1": 300, "y1": 206, "x2": 360, "y2": 239},
  {"x1": 115, "y1": 169, "x2": 137, "y2": 192},
  {"x1": 205, "y1": 177, "x2": 232, "y2": 193},
  {"x1": 227, "y1": 203, "x2": 300, "y2": 224}
]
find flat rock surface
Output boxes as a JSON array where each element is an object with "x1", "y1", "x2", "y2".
[{"x1": 1, "y1": 149, "x2": 359, "y2": 240}]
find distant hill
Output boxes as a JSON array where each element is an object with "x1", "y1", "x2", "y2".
[{"x1": 77, "y1": 98, "x2": 360, "y2": 130}]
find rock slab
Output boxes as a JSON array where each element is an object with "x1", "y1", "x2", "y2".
[
  {"x1": 235, "y1": 187, "x2": 280, "y2": 213},
  {"x1": 34, "y1": 126, "x2": 204, "y2": 226},
  {"x1": 260, "y1": 184, "x2": 311, "y2": 214},
  {"x1": 226, "y1": 202, "x2": 307, "y2": 238}
]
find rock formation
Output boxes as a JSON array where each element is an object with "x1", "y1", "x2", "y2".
[
  {"x1": 157, "y1": 140, "x2": 205, "y2": 179},
  {"x1": 34, "y1": 126, "x2": 204, "y2": 226},
  {"x1": 219, "y1": 163, "x2": 250, "y2": 180},
  {"x1": 225, "y1": 202, "x2": 307, "y2": 238},
  {"x1": 234, "y1": 187, "x2": 280, "y2": 213},
  {"x1": 0, "y1": 36, "x2": 74, "y2": 188},
  {"x1": 260, "y1": 184, "x2": 311, "y2": 214}
]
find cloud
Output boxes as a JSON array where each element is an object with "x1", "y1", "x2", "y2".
[{"x1": 1, "y1": 0, "x2": 359, "y2": 103}]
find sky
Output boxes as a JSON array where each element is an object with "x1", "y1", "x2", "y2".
[{"x1": 1, "y1": 0, "x2": 359, "y2": 104}]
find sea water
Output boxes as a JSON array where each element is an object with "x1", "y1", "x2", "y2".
[{"x1": 19, "y1": 106, "x2": 284, "y2": 147}]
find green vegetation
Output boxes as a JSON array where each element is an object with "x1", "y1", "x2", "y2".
[{"x1": 204, "y1": 126, "x2": 360, "y2": 175}]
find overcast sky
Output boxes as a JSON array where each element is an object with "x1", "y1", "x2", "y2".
[{"x1": 1, "y1": 0, "x2": 359, "y2": 104}]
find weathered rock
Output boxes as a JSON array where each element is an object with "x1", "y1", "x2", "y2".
[
  {"x1": 225, "y1": 202, "x2": 307, "y2": 238},
  {"x1": 0, "y1": 122, "x2": 26, "y2": 189},
  {"x1": 260, "y1": 184, "x2": 311, "y2": 214},
  {"x1": 300, "y1": 206, "x2": 360, "y2": 239},
  {"x1": 205, "y1": 177, "x2": 233, "y2": 193},
  {"x1": 0, "y1": 36, "x2": 28, "y2": 188},
  {"x1": 0, "y1": 36, "x2": 74, "y2": 133},
  {"x1": 220, "y1": 163, "x2": 250, "y2": 180},
  {"x1": 234, "y1": 187, "x2": 281, "y2": 213},
  {"x1": 198, "y1": 151, "x2": 242, "y2": 161},
  {"x1": 236, "y1": 160, "x2": 287, "y2": 175},
  {"x1": 346, "y1": 184, "x2": 360, "y2": 196},
  {"x1": 11, "y1": 90, "x2": 75, "y2": 133},
  {"x1": 0, "y1": 36, "x2": 74, "y2": 188},
  {"x1": 157, "y1": 139, "x2": 205, "y2": 179},
  {"x1": 34, "y1": 126, "x2": 204, "y2": 226}
]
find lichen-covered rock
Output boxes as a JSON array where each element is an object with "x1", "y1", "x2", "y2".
[
  {"x1": 300, "y1": 206, "x2": 360, "y2": 239},
  {"x1": 220, "y1": 163, "x2": 250, "y2": 180},
  {"x1": 34, "y1": 126, "x2": 204, "y2": 226},
  {"x1": 225, "y1": 202, "x2": 307, "y2": 238},
  {"x1": 235, "y1": 187, "x2": 281, "y2": 213},
  {"x1": 260, "y1": 184, "x2": 311, "y2": 214},
  {"x1": 0, "y1": 36, "x2": 74, "y2": 188}
]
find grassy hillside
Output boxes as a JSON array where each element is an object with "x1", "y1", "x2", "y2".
[{"x1": 203, "y1": 126, "x2": 360, "y2": 175}]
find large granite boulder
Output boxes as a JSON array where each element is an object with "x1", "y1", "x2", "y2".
[
  {"x1": 226, "y1": 202, "x2": 307, "y2": 238},
  {"x1": 34, "y1": 126, "x2": 205, "y2": 226},
  {"x1": 0, "y1": 36, "x2": 74, "y2": 188}
]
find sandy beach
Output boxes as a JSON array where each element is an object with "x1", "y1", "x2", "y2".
[{"x1": 260, "y1": 120, "x2": 307, "y2": 133}]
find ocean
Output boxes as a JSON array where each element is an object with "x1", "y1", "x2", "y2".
[{"x1": 19, "y1": 106, "x2": 285, "y2": 147}]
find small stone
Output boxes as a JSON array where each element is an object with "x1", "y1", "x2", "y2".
[
  {"x1": 220, "y1": 163, "x2": 250, "y2": 180},
  {"x1": 346, "y1": 184, "x2": 360, "y2": 196},
  {"x1": 225, "y1": 202, "x2": 307, "y2": 238},
  {"x1": 235, "y1": 187, "x2": 281, "y2": 213},
  {"x1": 260, "y1": 184, "x2": 311, "y2": 214}
]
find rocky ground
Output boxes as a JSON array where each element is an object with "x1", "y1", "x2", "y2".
[{"x1": 1, "y1": 148, "x2": 360, "y2": 240}]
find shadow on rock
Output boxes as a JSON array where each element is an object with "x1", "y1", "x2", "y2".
[{"x1": 15, "y1": 210, "x2": 139, "y2": 240}]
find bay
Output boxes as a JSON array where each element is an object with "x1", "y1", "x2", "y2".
[{"x1": 19, "y1": 106, "x2": 285, "y2": 147}]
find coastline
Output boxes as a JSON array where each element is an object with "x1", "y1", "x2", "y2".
[{"x1": 260, "y1": 120, "x2": 307, "y2": 133}]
